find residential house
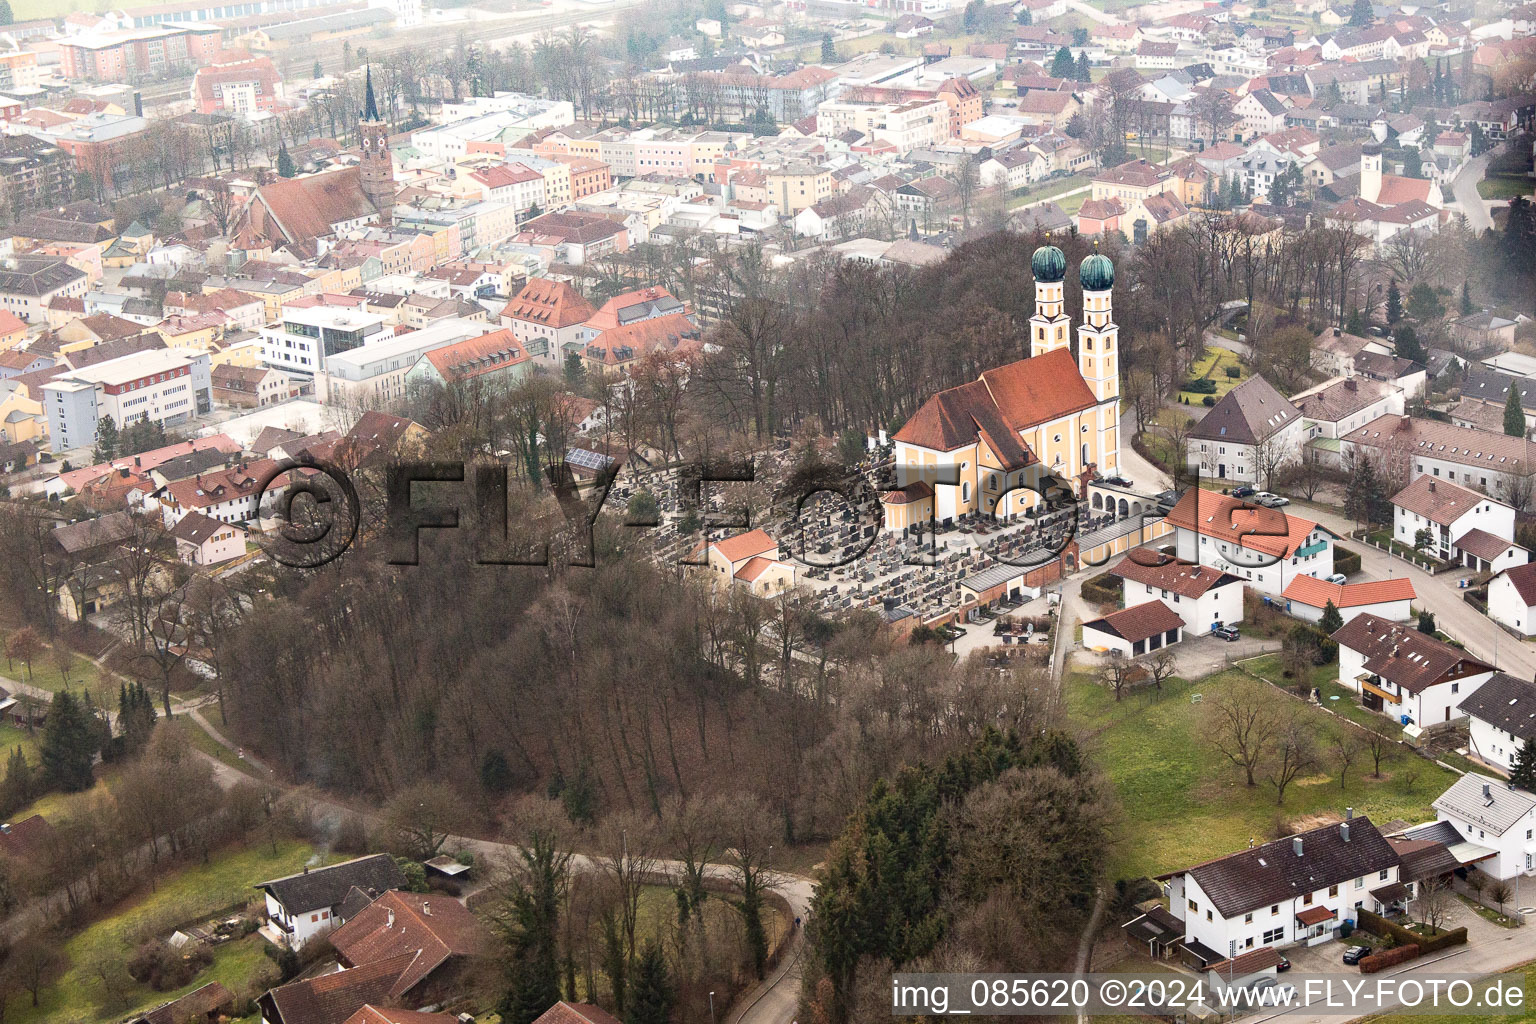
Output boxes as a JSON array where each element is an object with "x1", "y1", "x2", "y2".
[
  {"x1": 256, "y1": 854, "x2": 406, "y2": 951},
  {"x1": 327, "y1": 890, "x2": 489, "y2": 1005},
  {"x1": 1391, "y1": 475, "x2": 1527, "y2": 572},
  {"x1": 128, "y1": 982, "x2": 234, "y2": 1024},
  {"x1": 1458, "y1": 673, "x2": 1536, "y2": 775},
  {"x1": 1308, "y1": 329, "x2": 1394, "y2": 379},
  {"x1": 257, "y1": 953, "x2": 420, "y2": 1024},
  {"x1": 1488, "y1": 562, "x2": 1536, "y2": 638},
  {"x1": 1159, "y1": 815, "x2": 1402, "y2": 966},
  {"x1": 1332, "y1": 612, "x2": 1495, "y2": 728},
  {"x1": 500, "y1": 278, "x2": 597, "y2": 366},
  {"x1": 1432, "y1": 773, "x2": 1536, "y2": 881},
  {"x1": 1108, "y1": 555, "x2": 1244, "y2": 633},
  {"x1": 210, "y1": 364, "x2": 295, "y2": 408},
  {"x1": 404, "y1": 329, "x2": 530, "y2": 390},
  {"x1": 1341, "y1": 415, "x2": 1536, "y2": 501},
  {"x1": 1163, "y1": 488, "x2": 1334, "y2": 598},
  {"x1": 171, "y1": 510, "x2": 245, "y2": 566},
  {"x1": 1281, "y1": 576, "x2": 1416, "y2": 624},
  {"x1": 1186, "y1": 376, "x2": 1305, "y2": 486}
]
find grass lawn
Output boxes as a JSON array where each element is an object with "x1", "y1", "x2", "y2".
[
  {"x1": 1007, "y1": 174, "x2": 1091, "y2": 210},
  {"x1": 1238, "y1": 654, "x2": 1402, "y2": 736},
  {"x1": 1176, "y1": 347, "x2": 1248, "y2": 406},
  {"x1": 0, "y1": 722, "x2": 40, "y2": 766},
  {"x1": 1477, "y1": 176, "x2": 1533, "y2": 201},
  {"x1": 0, "y1": 629, "x2": 102, "y2": 696},
  {"x1": 1368, "y1": 963, "x2": 1536, "y2": 1023},
  {"x1": 165, "y1": 716, "x2": 256, "y2": 777},
  {"x1": 15, "y1": 840, "x2": 323, "y2": 1024},
  {"x1": 1364, "y1": 529, "x2": 1446, "y2": 570},
  {"x1": 1065, "y1": 669, "x2": 1458, "y2": 882}
]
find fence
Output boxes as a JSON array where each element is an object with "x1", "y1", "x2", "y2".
[{"x1": 1356, "y1": 906, "x2": 1468, "y2": 955}]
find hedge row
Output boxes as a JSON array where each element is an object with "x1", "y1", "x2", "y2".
[
  {"x1": 1359, "y1": 943, "x2": 1420, "y2": 973},
  {"x1": 1081, "y1": 572, "x2": 1121, "y2": 606},
  {"x1": 1333, "y1": 544, "x2": 1362, "y2": 577},
  {"x1": 1357, "y1": 907, "x2": 1468, "y2": 954}
]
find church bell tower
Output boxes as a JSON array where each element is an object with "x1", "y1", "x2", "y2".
[
  {"x1": 358, "y1": 66, "x2": 394, "y2": 226},
  {"x1": 1029, "y1": 243, "x2": 1070, "y2": 358}
]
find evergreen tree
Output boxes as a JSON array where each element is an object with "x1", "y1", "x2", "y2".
[
  {"x1": 1318, "y1": 601, "x2": 1344, "y2": 635},
  {"x1": 494, "y1": 824, "x2": 569, "y2": 1024},
  {"x1": 1506, "y1": 383, "x2": 1526, "y2": 438},
  {"x1": 563, "y1": 351, "x2": 586, "y2": 391},
  {"x1": 1016, "y1": 6, "x2": 1032, "y2": 24},
  {"x1": 39, "y1": 690, "x2": 98, "y2": 793},
  {"x1": 1385, "y1": 278, "x2": 1402, "y2": 324},
  {"x1": 963, "y1": 0, "x2": 983, "y2": 32},
  {"x1": 1346, "y1": 307, "x2": 1366, "y2": 335},
  {"x1": 0, "y1": 747, "x2": 33, "y2": 817},
  {"x1": 92, "y1": 416, "x2": 119, "y2": 464},
  {"x1": 626, "y1": 942, "x2": 675, "y2": 1024},
  {"x1": 1349, "y1": 0, "x2": 1371, "y2": 24},
  {"x1": 1050, "y1": 46, "x2": 1074, "y2": 79},
  {"x1": 1345, "y1": 455, "x2": 1384, "y2": 526},
  {"x1": 1075, "y1": 51, "x2": 1091, "y2": 82},
  {"x1": 821, "y1": 33, "x2": 837, "y2": 63},
  {"x1": 1394, "y1": 326, "x2": 1425, "y2": 364},
  {"x1": 1401, "y1": 145, "x2": 1422, "y2": 178},
  {"x1": 1418, "y1": 610, "x2": 1436, "y2": 635},
  {"x1": 312, "y1": 59, "x2": 323, "y2": 79},
  {"x1": 277, "y1": 144, "x2": 296, "y2": 178},
  {"x1": 0, "y1": 1, "x2": 13, "y2": 27},
  {"x1": 1406, "y1": 282, "x2": 1442, "y2": 321},
  {"x1": 116, "y1": 681, "x2": 156, "y2": 755},
  {"x1": 1460, "y1": 280, "x2": 1473, "y2": 315},
  {"x1": 1512, "y1": 738, "x2": 1536, "y2": 791}
]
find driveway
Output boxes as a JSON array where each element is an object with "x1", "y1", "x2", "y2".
[
  {"x1": 1294, "y1": 500, "x2": 1536, "y2": 679},
  {"x1": 1450, "y1": 148, "x2": 1499, "y2": 232}
]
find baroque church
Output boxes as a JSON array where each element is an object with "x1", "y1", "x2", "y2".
[{"x1": 881, "y1": 244, "x2": 1122, "y2": 532}]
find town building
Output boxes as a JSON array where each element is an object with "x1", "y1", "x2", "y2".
[
  {"x1": 1432, "y1": 773, "x2": 1536, "y2": 881},
  {"x1": 256, "y1": 854, "x2": 406, "y2": 951},
  {"x1": 1081, "y1": 599, "x2": 1185, "y2": 657},
  {"x1": 1488, "y1": 562, "x2": 1536, "y2": 638},
  {"x1": 42, "y1": 347, "x2": 212, "y2": 452},
  {"x1": 1458, "y1": 673, "x2": 1536, "y2": 775},
  {"x1": 1280, "y1": 576, "x2": 1416, "y2": 624},
  {"x1": 59, "y1": 24, "x2": 222, "y2": 82},
  {"x1": 1186, "y1": 377, "x2": 1304, "y2": 486},
  {"x1": 688, "y1": 528, "x2": 798, "y2": 596},
  {"x1": 1332, "y1": 612, "x2": 1495, "y2": 729},
  {"x1": 1390, "y1": 476, "x2": 1527, "y2": 572},
  {"x1": 1162, "y1": 489, "x2": 1334, "y2": 598},
  {"x1": 260, "y1": 302, "x2": 395, "y2": 378},
  {"x1": 171, "y1": 509, "x2": 246, "y2": 565},
  {"x1": 1108, "y1": 556, "x2": 1244, "y2": 634},
  {"x1": 0, "y1": 257, "x2": 88, "y2": 323}
]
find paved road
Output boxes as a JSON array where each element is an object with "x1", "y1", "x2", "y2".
[
  {"x1": 1295, "y1": 501, "x2": 1536, "y2": 678},
  {"x1": 1450, "y1": 149, "x2": 1498, "y2": 233}
]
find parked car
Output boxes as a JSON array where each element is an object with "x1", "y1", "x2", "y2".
[
  {"x1": 1342, "y1": 945, "x2": 1369, "y2": 965},
  {"x1": 1211, "y1": 624, "x2": 1241, "y2": 642},
  {"x1": 1231, "y1": 485, "x2": 1257, "y2": 498},
  {"x1": 1276, "y1": 955, "x2": 1291, "y2": 972},
  {"x1": 1253, "y1": 492, "x2": 1290, "y2": 508},
  {"x1": 1328, "y1": 573, "x2": 1348, "y2": 584}
]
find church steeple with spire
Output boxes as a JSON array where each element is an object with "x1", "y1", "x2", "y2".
[{"x1": 358, "y1": 66, "x2": 393, "y2": 226}]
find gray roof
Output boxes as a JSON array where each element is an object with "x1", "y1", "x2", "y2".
[
  {"x1": 1162, "y1": 815, "x2": 1398, "y2": 919},
  {"x1": 257, "y1": 853, "x2": 405, "y2": 915},
  {"x1": 0, "y1": 257, "x2": 85, "y2": 297},
  {"x1": 51, "y1": 511, "x2": 136, "y2": 555},
  {"x1": 1458, "y1": 672, "x2": 1536, "y2": 743},
  {"x1": 1462, "y1": 370, "x2": 1536, "y2": 413},
  {"x1": 1433, "y1": 773, "x2": 1536, "y2": 838},
  {"x1": 1188, "y1": 376, "x2": 1302, "y2": 445}
]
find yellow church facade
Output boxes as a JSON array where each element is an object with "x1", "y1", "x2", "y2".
[{"x1": 882, "y1": 246, "x2": 1121, "y2": 532}]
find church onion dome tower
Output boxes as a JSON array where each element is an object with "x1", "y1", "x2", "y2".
[
  {"x1": 1031, "y1": 243, "x2": 1066, "y2": 283},
  {"x1": 1080, "y1": 252, "x2": 1115, "y2": 292}
]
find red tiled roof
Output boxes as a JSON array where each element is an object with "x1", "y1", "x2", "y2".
[
  {"x1": 531, "y1": 1004, "x2": 624, "y2": 1024},
  {"x1": 241, "y1": 168, "x2": 379, "y2": 248},
  {"x1": 500, "y1": 278, "x2": 595, "y2": 328},
  {"x1": 1390, "y1": 474, "x2": 1498, "y2": 526},
  {"x1": 583, "y1": 313, "x2": 700, "y2": 366},
  {"x1": 328, "y1": 891, "x2": 488, "y2": 997},
  {"x1": 263, "y1": 952, "x2": 418, "y2": 1024},
  {"x1": 1456, "y1": 528, "x2": 1522, "y2": 563},
  {"x1": 1331, "y1": 612, "x2": 1492, "y2": 694},
  {"x1": 1495, "y1": 561, "x2": 1536, "y2": 607},
  {"x1": 1082, "y1": 599, "x2": 1185, "y2": 644},
  {"x1": 1282, "y1": 575, "x2": 1415, "y2": 609},
  {"x1": 164, "y1": 459, "x2": 280, "y2": 511},
  {"x1": 1296, "y1": 905, "x2": 1337, "y2": 926},
  {"x1": 1162, "y1": 489, "x2": 1320, "y2": 559},
  {"x1": 421, "y1": 328, "x2": 527, "y2": 382},
  {"x1": 342, "y1": 1007, "x2": 456, "y2": 1024},
  {"x1": 708, "y1": 528, "x2": 777, "y2": 564},
  {"x1": 733, "y1": 555, "x2": 778, "y2": 582},
  {"x1": 892, "y1": 348, "x2": 1096, "y2": 459},
  {"x1": 1108, "y1": 555, "x2": 1240, "y2": 598}
]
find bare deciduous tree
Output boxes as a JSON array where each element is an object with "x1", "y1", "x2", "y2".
[{"x1": 1209, "y1": 686, "x2": 1278, "y2": 786}]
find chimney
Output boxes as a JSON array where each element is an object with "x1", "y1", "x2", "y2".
[
  {"x1": 1485, "y1": 782, "x2": 1494, "y2": 800},
  {"x1": 1293, "y1": 836, "x2": 1304, "y2": 857},
  {"x1": 422, "y1": 901, "x2": 431, "y2": 916},
  {"x1": 386, "y1": 908, "x2": 395, "y2": 928},
  {"x1": 1345, "y1": 379, "x2": 1357, "y2": 391},
  {"x1": 1429, "y1": 480, "x2": 1436, "y2": 492},
  {"x1": 1346, "y1": 806, "x2": 1354, "y2": 819},
  {"x1": 1340, "y1": 821, "x2": 1351, "y2": 843},
  {"x1": 1333, "y1": 327, "x2": 1341, "y2": 337},
  {"x1": 302, "y1": 864, "x2": 309, "y2": 874}
]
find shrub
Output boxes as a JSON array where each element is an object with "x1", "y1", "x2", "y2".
[
  {"x1": 1080, "y1": 572, "x2": 1121, "y2": 606},
  {"x1": 1226, "y1": 365, "x2": 1241, "y2": 378},
  {"x1": 128, "y1": 939, "x2": 212, "y2": 991},
  {"x1": 1203, "y1": 395, "x2": 1216, "y2": 406},
  {"x1": 1185, "y1": 378, "x2": 1218, "y2": 394},
  {"x1": 333, "y1": 813, "x2": 370, "y2": 854},
  {"x1": 1333, "y1": 544, "x2": 1362, "y2": 576},
  {"x1": 1359, "y1": 944, "x2": 1419, "y2": 973}
]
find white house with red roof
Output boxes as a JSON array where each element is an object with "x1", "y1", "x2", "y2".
[
  {"x1": 1488, "y1": 562, "x2": 1536, "y2": 637},
  {"x1": 1082, "y1": 599, "x2": 1185, "y2": 657},
  {"x1": 1390, "y1": 476, "x2": 1526, "y2": 573},
  {"x1": 499, "y1": 278, "x2": 597, "y2": 366},
  {"x1": 1109, "y1": 555, "x2": 1245, "y2": 634},
  {"x1": 171, "y1": 510, "x2": 246, "y2": 566},
  {"x1": 1163, "y1": 489, "x2": 1334, "y2": 597},
  {"x1": 688, "y1": 528, "x2": 798, "y2": 596},
  {"x1": 1281, "y1": 575, "x2": 1415, "y2": 625},
  {"x1": 1332, "y1": 612, "x2": 1494, "y2": 727}
]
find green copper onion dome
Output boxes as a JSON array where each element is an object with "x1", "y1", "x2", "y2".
[
  {"x1": 1031, "y1": 244, "x2": 1066, "y2": 283},
  {"x1": 1079, "y1": 252, "x2": 1115, "y2": 291}
]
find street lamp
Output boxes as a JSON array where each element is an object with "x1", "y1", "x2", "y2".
[{"x1": 709, "y1": 991, "x2": 716, "y2": 1024}]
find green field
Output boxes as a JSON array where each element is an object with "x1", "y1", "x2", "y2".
[
  {"x1": 0, "y1": 629, "x2": 103, "y2": 697},
  {"x1": 1008, "y1": 174, "x2": 1091, "y2": 211},
  {"x1": 1370, "y1": 963, "x2": 1536, "y2": 1023},
  {"x1": 1478, "y1": 176, "x2": 1534, "y2": 201},
  {"x1": 1176, "y1": 346, "x2": 1248, "y2": 406},
  {"x1": 1065, "y1": 669, "x2": 1458, "y2": 881},
  {"x1": 16, "y1": 840, "x2": 324, "y2": 1024}
]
